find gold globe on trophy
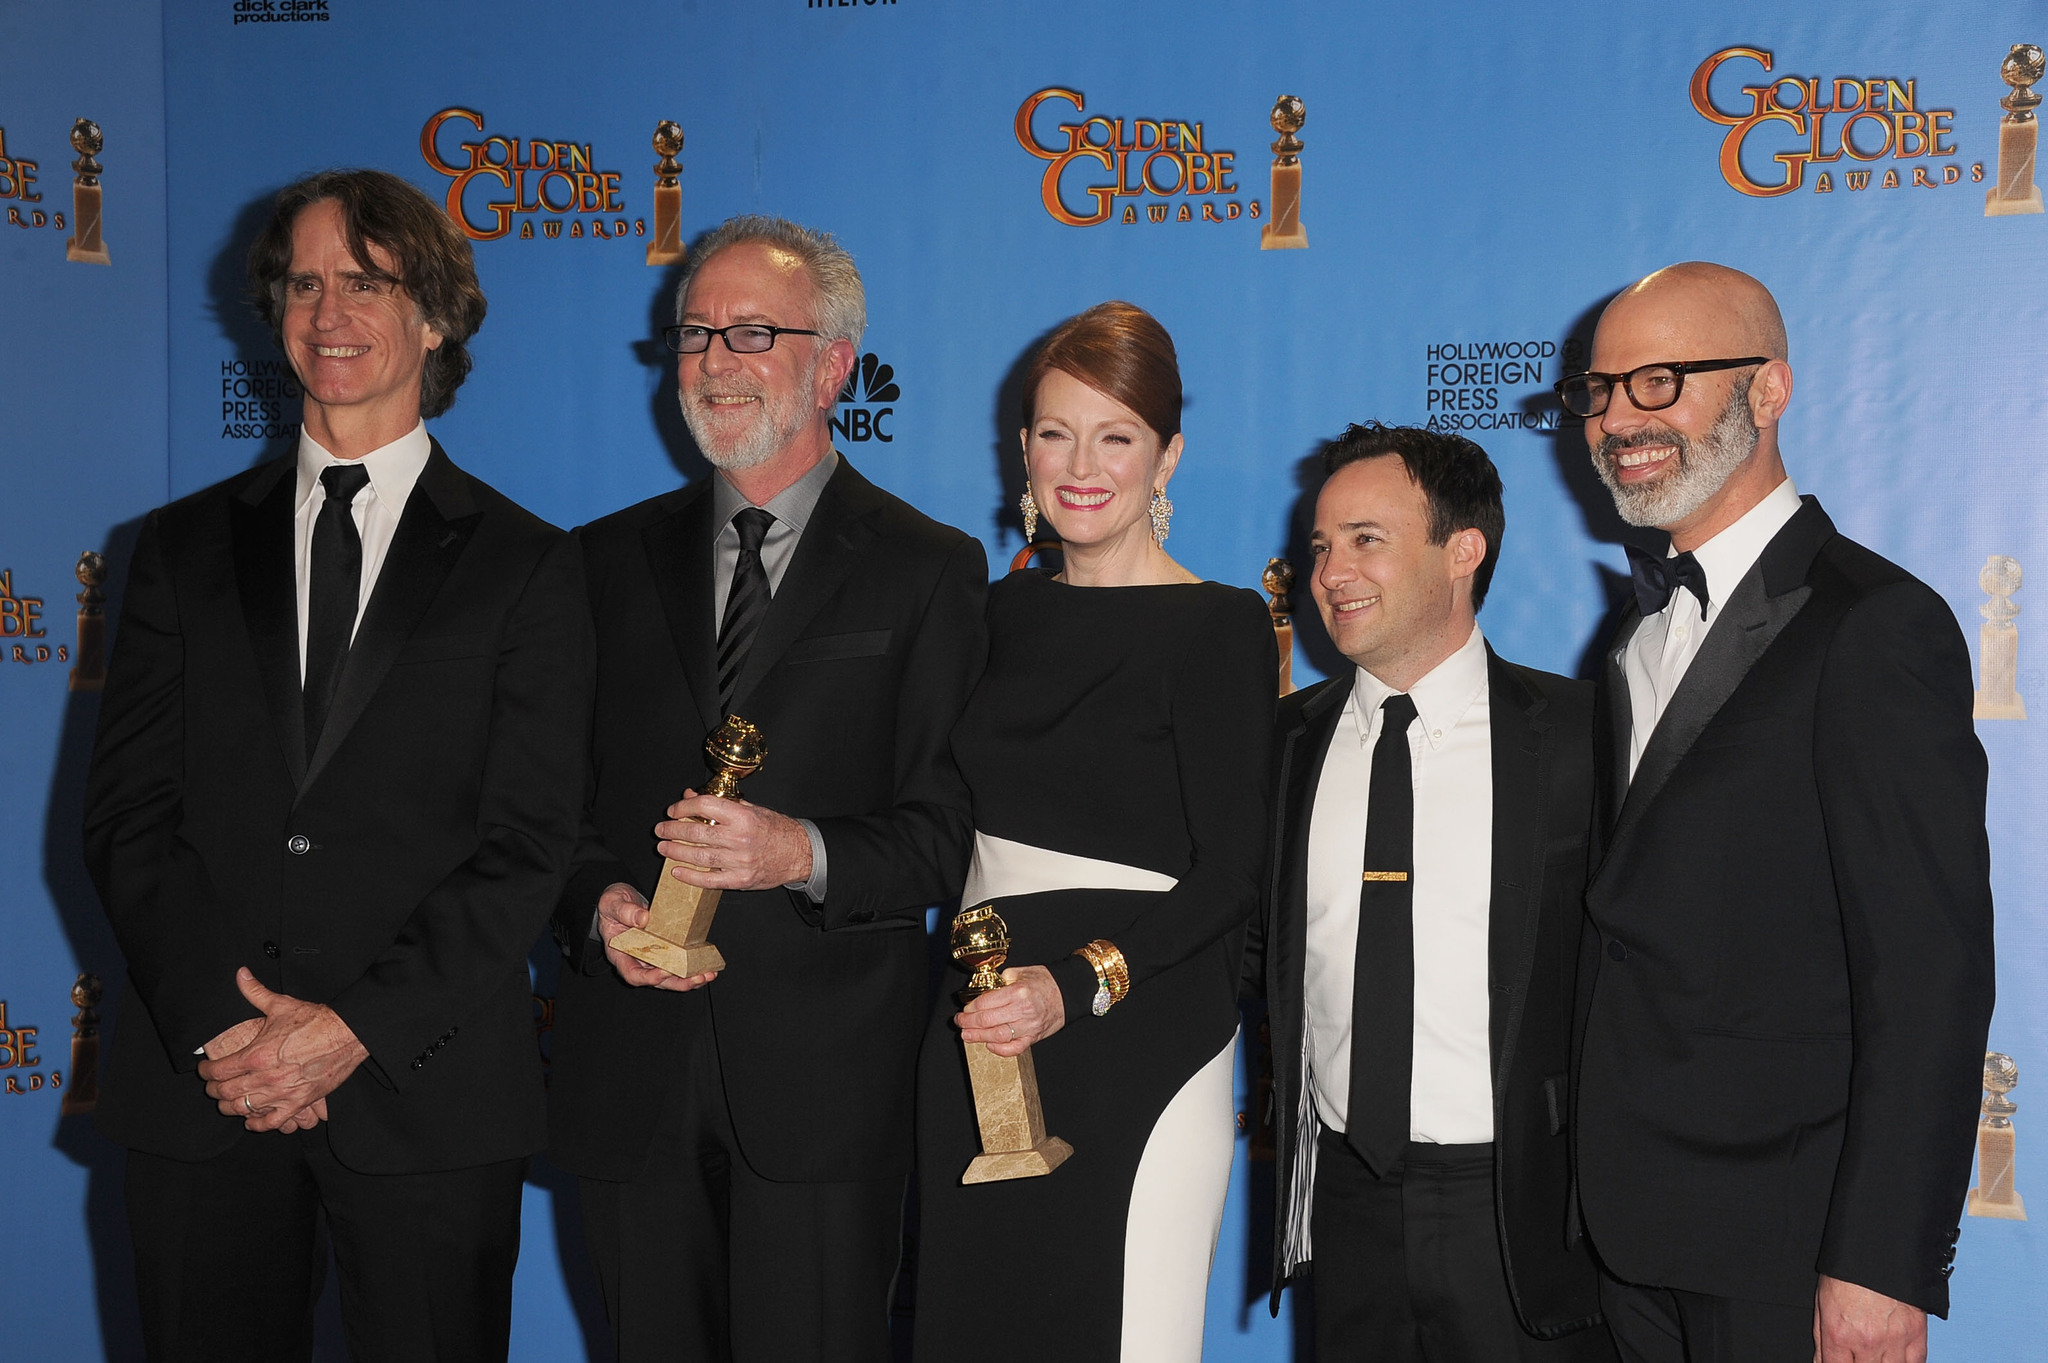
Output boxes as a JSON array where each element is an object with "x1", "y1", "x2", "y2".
[
  {"x1": 609, "y1": 714, "x2": 767, "y2": 975},
  {"x1": 646, "y1": 119, "x2": 687, "y2": 266},
  {"x1": 947, "y1": 903, "x2": 1073, "y2": 1183},
  {"x1": 66, "y1": 118, "x2": 111, "y2": 265},
  {"x1": 1968, "y1": 1051, "x2": 2027, "y2": 1219}
]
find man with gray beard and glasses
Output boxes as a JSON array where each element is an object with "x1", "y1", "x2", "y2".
[
  {"x1": 1559, "y1": 263, "x2": 1993, "y2": 1363},
  {"x1": 546, "y1": 215, "x2": 987, "y2": 1363}
]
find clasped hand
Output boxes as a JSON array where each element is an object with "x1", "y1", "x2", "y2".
[
  {"x1": 199, "y1": 968, "x2": 367, "y2": 1133},
  {"x1": 954, "y1": 965, "x2": 1064, "y2": 1057},
  {"x1": 654, "y1": 790, "x2": 812, "y2": 891}
]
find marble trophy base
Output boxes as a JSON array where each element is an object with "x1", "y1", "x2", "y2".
[
  {"x1": 1987, "y1": 120, "x2": 2045, "y2": 215},
  {"x1": 1969, "y1": 1186, "x2": 2028, "y2": 1219},
  {"x1": 646, "y1": 182, "x2": 686, "y2": 265},
  {"x1": 1260, "y1": 163, "x2": 1307, "y2": 249},
  {"x1": 961, "y1": 1040, "x2": 1073, "y2": 1183},
  {"x1": 67, "y1": 185, "x2": 110, "y2": 264},
  {"x1": 611, "y1": 869, "x2": 726, "y2": 975}
]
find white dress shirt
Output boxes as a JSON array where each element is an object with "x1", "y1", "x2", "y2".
[
  {"x1": 1623, "y1": 477, "x2": 1801, "y2": 780},
  {"x1": 1304, "y1": 624, "x2": 1496, "y2": 1144},
  {"x1": 292, "y1": 423, "x2": 432, "y2": 680}
]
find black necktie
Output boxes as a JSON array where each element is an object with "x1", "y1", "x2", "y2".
[
  {"x1": 1346, "y1": 691, "x2": 1419, "y2": 1177},
  {"x1": 304, "y1": 463, "x2": 371, "y2": 753},
  {"x1": 716, "y1": 507, "x2": 775, "y2": 713},
  {"x1": 1625, "y1": 543, "x2": 1710, "y2": 618}
]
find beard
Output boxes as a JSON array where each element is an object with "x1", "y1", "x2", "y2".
[
  {"x1": 678, "y1": 353, "x2": 821, "y2": 472},
  {"x1": 1592, "y1": 377, "x2": 1760, "y2": 529}
]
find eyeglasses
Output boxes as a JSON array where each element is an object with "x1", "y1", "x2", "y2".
[
  {"x1": 662, "y1": 323, "x2": 821, "y2": 355},
  {"x1": 1553, "y1": 357, "x2": 1767, "y2": 418}
]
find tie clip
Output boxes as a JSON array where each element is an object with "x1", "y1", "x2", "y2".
[{"x1": 1361, "y1": 871, "x2": 1409, "y2": 882}]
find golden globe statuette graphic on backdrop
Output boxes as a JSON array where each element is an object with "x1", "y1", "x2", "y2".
[
  {"x1": 1260, "y1": 95, "x2": 1307, "y2": 250},
  {"x1": 59, "y1": 974, "x2": 101, "y2": 1117},
  {"x1": 1987, "y1": 45, "x2": 2046, "y2": 216},
  {"x1": 950, "y1": 904, "x2": 1073, "y2": 1183},
  {"x1": 1265, "y1": 558, "x2": 1297, "y2": 696},
  {"x1": 645, "y1": 120, "x2": 686, "y2": 267},
  {"x1": 609, "y1": 715, "x2": 766, "y2": 976},
  {"x1": 64, "y1": 118, "x2": 109, "y2": 265},
  {"x1": 1974, "y1": 554, "x2": 2026, "y2": 719},
  {"x1": 1968, "y1": 1052, "x2": 2026, "y2": 1219},
  {"x1": 69, "y1": 550, "x2": 107, "y2": 693}
]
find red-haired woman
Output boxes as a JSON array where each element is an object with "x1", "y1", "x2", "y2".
[{"x1": 914, "y1": 302, "x2": 1276, "y2": 1361}]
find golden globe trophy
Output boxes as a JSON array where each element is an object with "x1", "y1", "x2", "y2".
[
  {"x1": 1987, "y1": 44, "x2": 2046, "y2": 216},
  {"x1": 1968, "y1": 1051, "x2": 2027, "y2": 1219},
  {"x1": 610, "y1": 715, "x2": 766, "y2": 975},
  {"x1": 69, "y1": 550, "x2": 107, "y2": 693},
  {"x1": 59, "y1": 973, "x2": 102, "y2": 1117},
  {"x1": 645, "y1": 121, "x2": 687, "y2": 267},
  {"x1": 1265, "y1": 557, "x2": 1297, "y2": 697},
  {"x1": 1974, "y1": 554, "x2": 2026, "y2": 720},
  {"x1": 1259, "y1": 95, "x2": 1308, "y2": 250},
  {"x1": 65, "y1": 118, "x2": 111, "y2": 265},
  {"x1": 950, "y1": 904, "x2": 1073, "y2": 1183}
]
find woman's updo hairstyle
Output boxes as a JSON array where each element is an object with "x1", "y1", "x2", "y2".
[{"x1": 1021, "y1": 300, "x2": 1182, "y2": 444}]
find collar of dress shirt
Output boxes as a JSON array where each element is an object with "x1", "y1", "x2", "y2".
[
  {"x1": 294, "y1": 421, "x2": 433, "y2": 514},
  {"x1": 711, "y1": 448, "x2": 840, "y2": 534},
  {"x1": 1345, "y1": 623, "x2": 1489, "y2": 750},
  {"x1": 1676, "y1": 476, "x2": 1801, "y2": 621}
]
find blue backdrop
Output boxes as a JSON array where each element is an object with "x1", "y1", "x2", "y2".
[{"x1": 4, "y1": 3, "x2": 2042, "y2": 1359}]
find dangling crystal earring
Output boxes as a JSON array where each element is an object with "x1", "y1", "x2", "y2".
[
  {"x1": 1020, "y1": 485, "x2": 1040, "y2": 542},
  {"x1": 1149, "y1": 488, "x2": 1173, "y2": 545}
]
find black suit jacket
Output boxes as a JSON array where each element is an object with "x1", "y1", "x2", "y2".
[
  {"x1": 545, "y1": 456, "x2": 987, "y2": 1185},
  {"x1": 1248, "y1": 646, "x2": 1604, "y2": 1336},
  {"x1": 83, "y1": 443, "x2": 593, "y2": 1172},
  {"x1": 1576, "y1": 497, "x2": 1994, "y2": 1315}
]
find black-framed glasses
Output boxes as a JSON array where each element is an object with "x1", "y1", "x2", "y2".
[
  {"x1": 1553, "y1": 357, "x2": 1767, "y2": 418},
  {"x1": 662, "y1": 323, "x2": 821, "y2": 355}
]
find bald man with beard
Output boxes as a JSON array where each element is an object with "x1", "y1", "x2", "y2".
[{"x1": 1563, "y1": 264, "x2": 1994, "y2": 1363}]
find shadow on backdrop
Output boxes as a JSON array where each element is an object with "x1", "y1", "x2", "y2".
[
  {"x1": 1521, "y1": 292, "x2": 1647, "y2": 681},
  {"x1": 209, "y1": 187, "x2": 306, "y2": 476}
]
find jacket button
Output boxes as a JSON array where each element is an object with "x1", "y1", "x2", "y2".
[
  {"x1": 263, "y1": 941, "x2": 280, "y2": 959},
  {"x1": 411, "y1": 1057, "x2": 424, "y2": 1070},
  {"x1": 287, "y1": 834, "x2": 311, "y2": 855},
  {"x1": 1607, "y1": 939, "x2": 1628, "y2": 962}
]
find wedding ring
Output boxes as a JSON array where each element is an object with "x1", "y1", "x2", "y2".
[{"x1": 242, "y1": 1096, "x2": 255, "y2": 1115}]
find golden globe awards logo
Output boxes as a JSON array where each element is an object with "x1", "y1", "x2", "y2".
[
  {"x1": 1015, "y1": 88, "x2": 1260, "y2": 228},
  {"x1": 1691, "y1": 47, "x2": 1982, "y2": 197},
  {"x1": 0, "y1": 128, "x2": 66, "y2": 234},
  {"x1": 0, "y1": 569, "x2": 69, "y2": 670},
  {"x1": 420, "y1": 108, "x2": 646, "y2": 244}
]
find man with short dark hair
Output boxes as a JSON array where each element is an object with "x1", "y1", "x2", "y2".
[
  {"x1": 1568, "y1": 263, "x2": 1993, "y2": 1363},
  {"x1": 85, "y1": 167, "x2": 592, "y2": 1362},
  {"x1": 1249, "y1": 423, "x2": 1613, "y2": 1361},
  {"x1": 545, "y1": 215, "x2": 987, "y2": 1363}
]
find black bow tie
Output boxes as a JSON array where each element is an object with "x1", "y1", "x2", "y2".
[{"x1": 1625, "y1": 544, "x2": 1710, "y2": 618}]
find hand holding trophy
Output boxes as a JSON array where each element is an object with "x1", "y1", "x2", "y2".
[
  {"x1": 950, "y1": 904, "x2": 1074, "y2": 1183},
  {"x1": 610, "y1": 715, "x2": 767, "y2": 976}
]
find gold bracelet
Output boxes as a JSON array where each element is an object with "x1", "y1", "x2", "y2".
[{"x1": 1073, "y1": 939, "x2": 1131, "y2": 1016}]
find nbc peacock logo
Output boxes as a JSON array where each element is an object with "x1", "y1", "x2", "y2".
[{"x1": 832, "y1": 352, "x2": 899, "y2": 444}]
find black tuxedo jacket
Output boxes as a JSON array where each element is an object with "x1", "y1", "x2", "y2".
[
  {"x1": 1576, "y1": 497, "x2": 1994, "y2": 1315},
  {"x1": 1248, "y1": 646, "x2": 1604, "y2": 1336},
  {"x1": 84, "y1": 443, "x2": 593, "y2": 1172},
  {"x1": 545, "y1": 457, "x2": 987, "y2": 1185}
]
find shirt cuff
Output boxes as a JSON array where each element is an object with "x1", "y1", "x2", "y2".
[{"x1": 789, "y1": 818, "x2": 828, "y2": 903}]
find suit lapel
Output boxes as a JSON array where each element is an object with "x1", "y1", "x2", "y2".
[
  {"x1": 1277, "y1": 679, "x2": 1349, "y2": 970},
  {"x1": 231, "y1": 458, "x2": 306, "y2": 788},
  {"x1": 726, "y1": 459, "x2": 881, "y2": 715},
  {"x1": 1601, "y1": 499, "x2": 1832, "y2": 861},
  {"x1": 300, "y1": 443, "x2": 481, "y2": 795},
  {"x1": 1485, "y1": 650, "x2": 1550, "y2": 1082},
  {"x1": 1599, "y1": 608, "x2": 1642, "y2": 830},
  {"x1": 642, "y1": 483, "x2": 722, "y2": 738}
]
